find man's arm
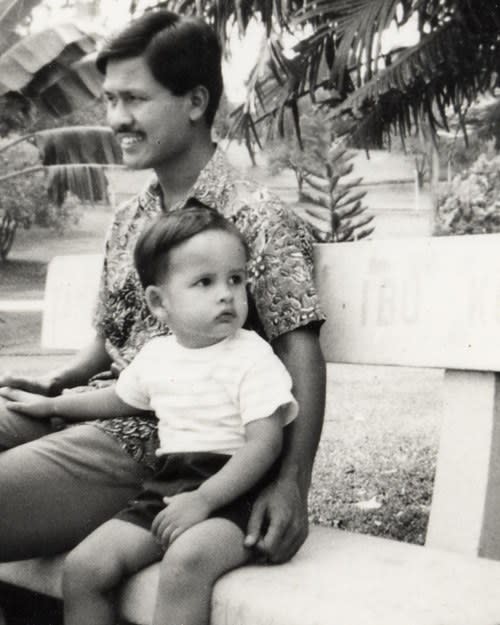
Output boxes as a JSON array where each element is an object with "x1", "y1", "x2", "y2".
[
  {"x1": 0, "y1": 335, "x2": 112, "y2": 396},
  {"x1": 244, "y1": 325, "x2": 326, "y2": 562}
]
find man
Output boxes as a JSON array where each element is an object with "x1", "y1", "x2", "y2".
[{"x1": 0, "y1": 9, "x2": 325, "y2": 564}]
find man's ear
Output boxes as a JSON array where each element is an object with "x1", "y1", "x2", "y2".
[
  {"x1": 144, "y1": 285, "x2": 169, "y2": 323},
  {"x1": 188, "y1": 85, "x2": 210, "y2": 123}
]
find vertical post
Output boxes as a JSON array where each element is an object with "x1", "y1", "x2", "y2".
[
  {"x1": 426, "y1": 369, "x2": 500, "y2": 560},
  {"x1": 414, "y1": 168, "x2": 420, "y2": 211}
]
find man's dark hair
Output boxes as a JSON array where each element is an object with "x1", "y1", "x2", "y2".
[
  {"x1": 96, "y1": 10, "x2": 223, "y2": 127},
  {"x1": 134, "y1": 200, "x2": 247, "y2": 289}
]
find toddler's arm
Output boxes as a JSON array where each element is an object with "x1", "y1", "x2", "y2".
[
  {"x1": 0, "y1": 385, "x2": 144, "y2": 422},
  {"x1": 152, "y1": 412, "x2": 283, "y2": 546},
  {"x1": 199, "y1": 414, "x2": 283, "y2": 508}
]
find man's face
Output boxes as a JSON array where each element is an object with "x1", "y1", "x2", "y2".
[{"x1": 103, "y1": 56, "x2": 193, "y2": 171}]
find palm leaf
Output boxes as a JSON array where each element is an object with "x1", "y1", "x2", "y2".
[
  {"x1": 158, "y1": 0, "x2": 295, "y2": 41},
  {"x1": 0, "y1": 23, "x2": 102, "y2": 121},
  {"x1": 33, "y1": 125, "x2": 122, "y2": 166},
  {"x1": 328, "y1": 14, "x2": 499, "y2": 144},
  {"x1": 35, "y1": 125, "x2": 122, "y2": 205},
  {"x1": 0, "y1": 126, "x2": 123, "y2": 205},
  {"x1": 46, "y1": 163, "x2": 112, "y2": 206},
  {"x1": 0, "y1": 0, "x2": 43, "y2": 53},
  {"x1": 294, "y1": 0, "x2": 403, "y2": 88}
]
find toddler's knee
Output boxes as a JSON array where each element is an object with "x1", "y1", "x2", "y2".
[
  {"x1": 161, "y1": 540, "x2": 213, "y2": 583},
  {"x1": 63, "y1": 544, "x2": 118, "y2": 597}
]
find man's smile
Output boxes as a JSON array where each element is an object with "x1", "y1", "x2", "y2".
[{"x1": 117, "y1": 133, "x2": 145, "y2": 149}]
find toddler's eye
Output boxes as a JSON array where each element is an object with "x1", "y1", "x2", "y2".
[
  {"x1": 197, "y1": 277, "x2": 211, "y2": 286},
  {"x1": 229, "y1": 273, "x2": 246, "y2": 285}
]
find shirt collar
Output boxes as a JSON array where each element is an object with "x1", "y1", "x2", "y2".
[{"x1": 136, "y1": 145, "x2": 235, "y2": 213}]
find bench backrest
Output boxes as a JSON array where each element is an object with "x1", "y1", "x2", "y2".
[
  {"x1": 41, "y1": 254, "x2": 103, "y2": 350},
  {"x1": 315, "y1": 233, "x2": 500, "y2": 371},
  {"x1": 43, "y1": 233, "x2": 500, "y2": 371}
]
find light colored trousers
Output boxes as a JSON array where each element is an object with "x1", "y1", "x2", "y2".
[{"x1": 0, "y1": 399, "x2": 151, "y2": 562}]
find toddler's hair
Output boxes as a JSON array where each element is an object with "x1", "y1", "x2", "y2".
[{"x1": 134, "y1": 200, "x2": 247, "y2": 288}]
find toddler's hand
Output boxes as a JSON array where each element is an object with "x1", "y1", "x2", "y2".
[
  {"x1": 151, "y1": 491, "x2": 211, "y2": 548},
  {"x1": 0, "y1": 387, "x2": 54, "y2": 419}
]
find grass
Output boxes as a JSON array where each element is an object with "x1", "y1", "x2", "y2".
[
  {"x1": 0, "y1": 171, "x2": 441, "y2": 547},
  {"x1": 310, "y1": 364, "x2": 440, "y2": 545}
]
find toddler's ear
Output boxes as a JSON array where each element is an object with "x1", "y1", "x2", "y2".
[{"x1": 144, "y1": 285, "x2": 169, "y2": 323}]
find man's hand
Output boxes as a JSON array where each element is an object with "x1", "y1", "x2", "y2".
[
  {"x1": 244, "y1": 477, "x2": 309, "y2": 563},
  {"x1": 151, "y1": 491, "x2": 212, "y2": 548},
  {"x1": 0, "y1": 387, "x2": 55, "y2": 419},
  {"x1": 0, "y1": 372, "x2": 61, "y2": 397}
]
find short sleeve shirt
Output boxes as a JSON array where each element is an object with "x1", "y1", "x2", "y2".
[
  {"x1": 91, "y1": 146, "x2": 324, "y2": 467},
  {"x1": 115, "y1": 329, "x2": 298, "y2": 455}
]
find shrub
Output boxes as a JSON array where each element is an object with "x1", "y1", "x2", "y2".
[
  {"x1": 434, "y1": 152, "x2": 500, "y2": 236},
  {"x1": 0, "y1": 138, "x2": 83, "y2": 260},
  {"x1": 35, "y1": 192, "x2": 82, "y2": 234}
]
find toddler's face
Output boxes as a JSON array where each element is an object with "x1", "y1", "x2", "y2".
[{"x1": 153, "y1": 229, "x2": 248, "y2": 348}]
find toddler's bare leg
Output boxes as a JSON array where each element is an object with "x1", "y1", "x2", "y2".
[
  {"x1": 154, "y1": 518, "x2": 250, "y2": 625},
  {"x1": 63, "y1": 519, "x2": 163, "y2": 625}
]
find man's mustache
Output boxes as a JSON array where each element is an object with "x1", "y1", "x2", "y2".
[{"x1": 114, "y1": 125, "x2": 140, "y2": 134}]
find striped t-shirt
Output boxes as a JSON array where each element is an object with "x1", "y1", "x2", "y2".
[{"x1": 115, "y1": 329, "x2": 298, "y2": 455}]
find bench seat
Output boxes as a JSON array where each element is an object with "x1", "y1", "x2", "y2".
[{"x1": 2, "y1": 527, "x2": 500, "y2": 625}]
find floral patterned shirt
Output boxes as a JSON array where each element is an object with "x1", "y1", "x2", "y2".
[{"x1": 92, "y1": 146, "x2": 324, "y2": 467}]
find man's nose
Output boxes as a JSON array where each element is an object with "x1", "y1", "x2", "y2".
[{"x1": 107, "y1": 100, "x2": 133, "y2": 129}]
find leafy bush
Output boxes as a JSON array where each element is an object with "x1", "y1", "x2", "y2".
[
  {"x1": 0, "y1": 138, "x2": 83, "y2": 259},
  {"x1": 434, "y1": 152, "x2": 500, "y2": 236},
  {"x1": 34, "y1": 192, "x2": 82, "y2": 234}
]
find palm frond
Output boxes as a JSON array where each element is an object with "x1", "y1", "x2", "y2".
[
  {"x1": 33, "y1": 126, "x2": 122, "y2": 166},
  {"x1": 35, "y1": 125, "x2": 122, "y2": 205},
  {"x1": 224, "y1": 0, "x2": 500, "y2": 147},
  {"x1": 0, "y1": 23, "x2": 101, "y2": 123},
  {"x1": 294, "y1": 0, "x2": 402, "y2": 88},
  {"x1": 46, "y1": 163, "x2": 115, "y2": 206},
  {"x1": 328, "y1": 14, "x2": 499, "y2": 145},
  {"x1": 157, "y1": 0, "x2": 293, "y2": 45},
  {"x1": 0, "y1": 0, "x2": 43, "y2": 53},
  {"x1": 0, "y1": 126, "x2": 122, "y2": 206}
]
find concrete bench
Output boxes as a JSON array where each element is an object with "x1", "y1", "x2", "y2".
[{"x1": 2, "y1": 233, "x2": 500, "y2": 624}]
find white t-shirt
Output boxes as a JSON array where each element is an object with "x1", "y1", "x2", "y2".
[{"x1": 115, "y1": 329, "x2": 298, "y2": 455}]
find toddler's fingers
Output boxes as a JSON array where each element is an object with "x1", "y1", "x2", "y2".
[
  {"x1": 160, "y1": 523, "x2": 175, "y2": 547},
  {"x1": 0, "y1": 387, "x2": 16, "y2": 400},
  {"x1": 5, "y1": 401, "x2": 26, "y2": 414},
  {"x1": 169, "y1": 527, "x2": 183, "y2": 544}
]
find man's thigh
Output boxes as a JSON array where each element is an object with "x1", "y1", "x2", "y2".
[
  {"x1": 0, "y1": 423, "x2": 152, "y2": 560},
  {"x1": 0, "y1": 396, "x2": 53, "y2": 450}
]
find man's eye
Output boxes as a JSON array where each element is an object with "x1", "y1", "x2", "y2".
[{"x1": 197, "y1": 278, "x2": 211, "y2": 286}]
